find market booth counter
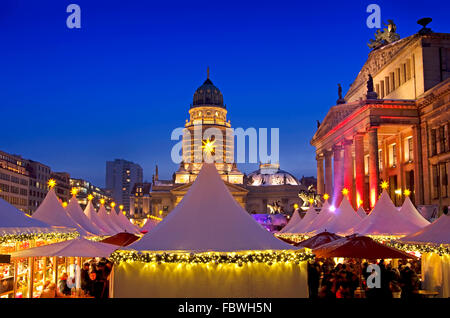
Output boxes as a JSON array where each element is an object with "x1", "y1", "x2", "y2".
[{"x1": 8, "y1": 238, "x2": 119, "y2": 298}]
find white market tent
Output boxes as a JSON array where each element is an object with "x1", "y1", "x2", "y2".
[
  {"x1": 129, "y1": 163, "x2": 295, "y2": 252},
  {"x1": 301, "y1": 200, "x2": 334, "y2": 234},
  {"x1": 66, "y1": 196, "x2": 105, "y2": 236},
  {"x1": 309, "y1": 196, "x2": 361, "y2": 235},
  {"x1": 284, "y1": 205, "x2": 319, "y2": 234},
  {"x1": 278, "y1": 209, "x2": 302, "y2": 234},
  {"x1": 400, "y1": 214, "x2": 450, "y2": 298},
  {"x1": 399, "y1": 196, "x2": 430, "y2": 228},
  {"x1": 110, "y1": 207, "x2": 140, "y2": 234},
  {"x1": 0, "y1": 197, "x2": 70, "y2": 236},
  {"x1": 113, "y1": 163, "x2": 307, "y2": 298},
  {"x1": 9, "y1": 237, "x2": 119, "y2": 258},
  {"x1": 31, "y1": 188, "x2": 88, "y2": 236},
  {"x1": 356, "y1": 206, "x2": 367, "y2": 218},
  {"x1": 400, "y1": 213, "x2": 450, "y2": 245},
  {"x1": 84, "y1": 201, "x2": 116, "y2": 236},
  {"x1": 98, "y1": 204, "x2": 122, "y2": 234},
  {"x1": 140, "y1": 218, "x2": 159, "y2": 233},
  {"x1": 351, "y1": 190, "x2": 424, "y2": 236}
]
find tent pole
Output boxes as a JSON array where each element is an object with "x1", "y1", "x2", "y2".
[{"x1": 27, "y1": 257, "x2": 34, "y2": 298}]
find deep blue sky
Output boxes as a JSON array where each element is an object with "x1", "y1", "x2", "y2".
[{"x1": 1, "y1": 0, "x2": 449, "y2": 187}]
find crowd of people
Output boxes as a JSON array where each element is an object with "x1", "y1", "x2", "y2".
[
  {"x1": 308, "y1": 258, "x2": 422, "y2": 299},
  {"x1": 39, "y1": 258, "x2": 113, "y2": 298}
]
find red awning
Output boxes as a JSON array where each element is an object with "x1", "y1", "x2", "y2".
[
  {"x1": 100, "y1": 232, "x2": 140, "y2": 247},
  {"x1": 313, "y1": 235, "x2": 416, "y2": 259},
  {"x1": 296, "y1": 231, "x2": 342, "y2": 249}
]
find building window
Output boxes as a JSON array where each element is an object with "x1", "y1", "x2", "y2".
[
  {"x1": 441, "y1": 163, "x2": 448, "y2": 198},
  {"x1": 380, "y1": 80, "x2": 385, "y2": 98},
  {"x1": 431, "y1": 129, "x2": 437, "y2": 156},
  {"x1": 432, "y1": 165, "x2": 439, "y2": 199},
  {"x1": 404, "y1": 137, "x2": 413, "y2": 162},
  {"x1": 439, "y1": 125, "x2": 448, "y2": 154},
  {"x1": 388, "y1": 143, "x2": 397, "y2": 168},
  {"x1": 378, "y1": 149, "x2": 383, "y2": 171},
  {"x1": 364, "y1": 155, "x2": 369, "y2": 176},
  {"x1": 390, "y1": 72, "x2": 395, "y2": 91},
  {"x1": 385, "y1": 76, "x2": 390, "y2": 94}
]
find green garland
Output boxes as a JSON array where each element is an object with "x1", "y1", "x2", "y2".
[
  {"x1": 110, "y1": 250, "x2": 315, "y2": 265},
  {"x1": 382, "y1": 239, "x2": 450, "y2": 256},
  {"x1": 0, "y1": 231, "x2": 79, "y2": 244}
]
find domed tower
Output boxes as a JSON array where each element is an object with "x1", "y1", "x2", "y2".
[{"x1": 175, "y1": 68, "x2": 243, "y2": 184}]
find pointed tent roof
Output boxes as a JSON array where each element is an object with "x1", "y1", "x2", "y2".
[
  {"x1": 278, "y1": 209, "x2": 302, "y2": 233},
  {"x1": 351, "y1": 190, "x2": 423, "y2": 236},
  {"x1": 400, "y1": 213, "x2": 450, "y2": 245},
  {"x1": 309, "y1": 196, "x2": 361, "y2": 235},
  {"x1": 284, "y1": 205, "x2": 319, "y2": 234},
  {"x1": 128, "y1": 163, "x2": 296, "y2": 252},
  {"x1": 0, "y1": 197, "x2": 68, "y2": 236},
  {"x1": 66, "y1": 196, "x2": 104, "y2": 236},
  {"x1": 110, "y1": 207, "x2": 140, "y2": 234},
  {"x1": 83, "y1": 201, "x2": 116, "y2": 236},
  {"x1": 302, "y1": 200, "x2": 334, "y2": 233},
  {"x1": 140, "y1": 218, "x2": 160, "y2": 233},
  {"x1": 31, "y1": 188, "x2": 88, "y2": 236},
  {"x1": 399, "y1": 196, "x2": 430, "y2": 228},
  {"x1": 9, "y1": 238, "x2": 118, "y2": 258},
  {"x1": 356, "y1": 206, "x2": 367, "y2": 218},
  {"x1": 296, "y1": 231, "x2": 342, "y2": 249},
  {"x1": 98, "y1": 204, "x2": 122, "y2": 234}
]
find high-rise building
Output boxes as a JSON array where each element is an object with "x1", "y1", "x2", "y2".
[
  {"x1": 106, "y1": 159, "x2": 143, "y2": 213},
  {"x1": 25, "y1": 160, "x2": 51, "y2": 212},
  {"x1": 0, "y1": 150, "x2": 30, "y2": 212},
  {"x1": 51, "y1": 172, "x2": 71, "y2": 204}
]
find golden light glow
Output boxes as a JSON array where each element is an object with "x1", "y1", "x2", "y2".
[
  {"x1": 111, "y1": 202, "x2": 116, "y2": 208},
  {"x1": 381, "y1": 180, "x2": 389, "y2": 190},
  {"x1": 323, "y1": 193, "x2": 329, "y2": 200},
  {"x1": 47, "y1": 179, "x2": 56, "y2": 189},
  {"x1": 62, "y1": 202, "x2": 68, "y2": 208},
  {"x1": 100, "y1": 198, "x2": 105, "y2": 205},
  {"x1": 394, "y1": 188, "x2": 402, "y2": 195},
  {"x1": 159, "y1": 210, "x2": 163, "y2": 215},
  {"x1": 202, "y1": 138, "x2": 216, "y2": 156},
  {"x1": 87, "y1": 194, "x2": 94, "y2": 201},
  {"x1": 308, "y1": 198, "x2": 314, "y2": 205},
  {"x1": 404, "y1": 189, "x2": 411, "y2": 197},
  {"x1": 119, "y1": 204, "x2": 124, "y2": 211},
  {"x1": 341, "y1": 188, "x2": 349, "y2": 196},
  {"x1": 70, "y1": 187, "x2": 78, "y2": 196},
  {"x1": 293, "y1": 203, "x2": 299, "y2": 209}
]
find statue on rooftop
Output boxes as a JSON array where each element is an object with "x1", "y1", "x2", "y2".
[{"x1": 368, "y1": 19, "x2": 400, "y2": 50}]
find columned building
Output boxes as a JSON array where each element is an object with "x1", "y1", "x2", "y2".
[{"x1": 311, "y1": 24, "x2": 450, "y2": 214}]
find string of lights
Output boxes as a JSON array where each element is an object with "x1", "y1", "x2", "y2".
[
  {"x1": 110, "y1": 250, "x2": 315, "y2": 265},
  {"x1": 0, "y1": 231, "x2": 79, "y2": 244}
]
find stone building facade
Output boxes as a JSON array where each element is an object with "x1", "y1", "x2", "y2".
[{"x1": 311, "y1": 27, "x2": 450, "y2": 214}]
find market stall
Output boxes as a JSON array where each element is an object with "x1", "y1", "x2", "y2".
[{"x1": 111, "y1": 163, "x2": 311, "y2": 298}]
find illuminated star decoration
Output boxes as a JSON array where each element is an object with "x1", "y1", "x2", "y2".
[
  {"x1": 111, "y1": 202, "x2": 116, "y2": 208},
  {"x1": 341, "y1": 188, "x2": 349, "y2": 196},
  {"x1": 323, "y1": 193, "x2": 329, "y2": 201},
  {"x1": 100, "y1": 198, "x2": 105, "y2": 205},
  {"x1": 119, "y1": 204, "x2": 124, "y2": 210},
  {"x1": 70, "y1": 187, "x2": 78, "y2": 196},
  {"x1": 381, "y1": 180, "x2": 389, "y2": 190},
  {"x1": 308, "y1": 198, "x2": 314, "y2": 206},
  {"x1": 404, "y1": 189, "x2": 411, "y2": 197},
  {"x1": 202, "y1": 138, "x2": 216, "y2": 156},
  {"x1": 47, "y1": 179, "x2": 56, "y2": 189},
  {"x1": 62, "y1": 202, "x2": 68, "y2": 208},
  {"x1": 87, "y1": 194, "x2": 94, "y2": 201}
]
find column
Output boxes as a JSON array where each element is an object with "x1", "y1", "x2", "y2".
[
  {"x1": 354, "y1": 133, "x2": 365, "y2": 208},
  {"x1": 324, "y1": 150, "x2": 333, "y2": 196},
  {"x1": 412, "y1": 124, "x2": 424, "y2": 205},
  {"x1": 368, "y1": 127, "x2": 380, "y2": 208},
  {"x1": 333, "y1": 144, "x2": 343, "y2": 205},
  {"x1": 316, "y1": 154, "x2": 324, "y2": 195},
  {"x1": 343, "y1": 139, "x2": 354, "y2": 207}
]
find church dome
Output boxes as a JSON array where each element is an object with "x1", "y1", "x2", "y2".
[
  {"x1": 192, "y1": 75, "x2": 224, "y2": 108},
  {"x1": 246, "y1": 164, "x2": 300, "y2": 186}
]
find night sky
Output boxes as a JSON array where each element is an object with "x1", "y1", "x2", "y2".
[{"x1": 0, "y1": 0, "x2": 449, "y2": 187}]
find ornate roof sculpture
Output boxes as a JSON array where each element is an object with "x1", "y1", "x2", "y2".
[
  {"x1": 368, "y1": 20, "x2": 401, "y2": 50},
  {"x1": 246, "y1": 163, "x2": 300, "y2": 186}
]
